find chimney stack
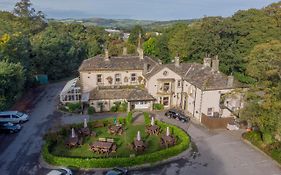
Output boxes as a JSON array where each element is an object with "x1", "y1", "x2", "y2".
[
  {"x1": 203, "y1": 56, "x2": 212, "y2": 67},
  {"x1": 143, "y1": 63, "x2": 148, "y2": 74},
  {"x1": 227, "y1": 75, "x2": 234, "y2": 88},
  {"x1": 139, "y1": 48, "x2": 144, "y2": 60},
  {"x1": 122, "y1": 47, "x2": 127, "y2": 56},
  {"x1": 104, "y1": 49, "x2": 109, "y2": 61},
  {"x1": 175, "y1": 56, "x2": 180, "y2": 67},
  {"x1": 212, "y1": 55, "x2": 219, "y2": 72}
]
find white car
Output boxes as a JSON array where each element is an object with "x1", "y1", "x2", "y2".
[
  {"x1": 47, "y1": 168, "x2": 72, "y2": 175},
  {"x1": 0, "y1": 111, "x2": 29, "y2": 124}
]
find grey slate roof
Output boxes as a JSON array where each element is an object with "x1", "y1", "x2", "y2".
[
  {"x1": 79, "y1": 55, "x2": 158, "y2": 71},
  {"x1": 90, "y1": 87, "x2": 155, "y2": 101},
  {"x1": 144, "y1": 62, "x2": 245, "y2": 90},
  {"x1": 79, "y1": 54, "x2": 245, "y2": 91}
]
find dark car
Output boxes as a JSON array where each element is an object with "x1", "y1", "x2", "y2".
[
  {"x1": 165, "y1": 109, "x2": 189, "y2": 123},
  {"x1": 105, "y1": 167, "x2": 128, "y2": 175},
  {"x1": 0, "y1": 122, "x2": 22, "y2": 133}
]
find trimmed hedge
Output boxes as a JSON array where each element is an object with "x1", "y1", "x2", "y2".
[
  {"x1": 143, "y1": 112, "x2": 150, "y2": 125},
  {"x1": 42, "y1": 120, "x2": 190, "y2": 168}
]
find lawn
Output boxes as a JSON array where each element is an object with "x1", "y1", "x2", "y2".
[{"x1": 50, "y1": 120, "x2": 175, "y2": 158}]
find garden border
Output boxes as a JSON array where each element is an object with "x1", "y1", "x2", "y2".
[{"x1": 41, "y1": 120, "x2": 190, "y2": 169}]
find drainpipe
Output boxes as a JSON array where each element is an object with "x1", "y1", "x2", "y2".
[{"x1": 192, "y1": 86, "x2": 197, "y2": 118}]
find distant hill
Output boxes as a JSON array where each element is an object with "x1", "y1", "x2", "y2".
[{"x1": 56, "y1": 17, "x2": 195, "y2": 30}]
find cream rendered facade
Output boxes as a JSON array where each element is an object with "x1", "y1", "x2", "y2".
[
  {"x1": 80, "y1": 69, "x2": 143, "y2": 93},
  {"x1": 146, "y1": 66, "x2": 240, "y2": 121},
  {"x1": 146, "y1": 67, "x2": 182, "y2": 108}
]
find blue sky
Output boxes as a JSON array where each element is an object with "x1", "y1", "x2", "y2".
[{"x1": 0, "y1": 0, "x2": 278, "y2": 20}]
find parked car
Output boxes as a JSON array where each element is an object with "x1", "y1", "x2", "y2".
[
  {"x1": 47, "y1": 167, "x2": 72, "y2": 175},
  {"x1": 0, "y1": 111, "x2": 29, "y2": 124},
  {"x1": 165, "y1": 109, "x2": 189, "y2": 123},
  {"x1": 0, "y1": 122, "x2": 22, "y2": 133},
  {"x1": 105, "y1": 167, "x2": 128, "y2": 175}
]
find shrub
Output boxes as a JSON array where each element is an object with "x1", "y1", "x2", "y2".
[
  {"x1": 153, "y1": 103, "x2": 164, "y2": 110},
  {"x1": 143, "y1": 112, "x2": 150, "y2": 125},
  {"x1": 110, "y1": 106, "x2": 118, "y2": 112},
  {"x1": 65, "y1": 102, "x2": 81, "y2": 113},
  {"x1": 126, "y1": 112, "x2": 133, "y2": 125},
  {"x1": 87, "y1": 106, "x2": 95, "y2": 115},
  {"x1": 262, "y1": 132, "x2": 274, "y2": 145},
  {"x1": 243, "y1": 131, "x2": 262, "y2": 146},
  {"x1": 118, "y1": 102, "x2": 128, "y2": 112}
]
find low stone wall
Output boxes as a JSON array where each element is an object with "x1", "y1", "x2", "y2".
[{"x1": 201, "y1": 114, "x2": 234, "y2": 129}]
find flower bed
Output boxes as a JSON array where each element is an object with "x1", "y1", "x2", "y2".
[{"x1": 42, "y1": 118, "x2": 190, "y2": 168}]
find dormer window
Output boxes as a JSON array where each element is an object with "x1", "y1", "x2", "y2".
[
  {"x1": 97, "y1": 74, "x2": 102, "y2": 84},
  {"x1": 131, "y1": 73, "x2": 136, "y2": 82},
  {"x1": 115, "y1": 74, "x2": 121, "y2": 84}
]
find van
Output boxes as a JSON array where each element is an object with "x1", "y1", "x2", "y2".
[{"x1": 0, "y1": 111, "x2": 29, "y2": 124}]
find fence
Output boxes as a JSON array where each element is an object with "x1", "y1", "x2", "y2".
[{"x1": 201, "y1": 114, "x2": 234, "y2": 129}]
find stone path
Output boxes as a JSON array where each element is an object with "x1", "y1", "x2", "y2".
[{"x1": 132, "y1": 112, "x2": 145, "y2": 125}]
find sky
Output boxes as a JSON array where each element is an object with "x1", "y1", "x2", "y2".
[{"x1": 0, "y1": 0, "x2": 278, "y2": 21}]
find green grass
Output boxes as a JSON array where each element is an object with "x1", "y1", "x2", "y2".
[{"x1": 50, "y1": 123, "x2": 171, "y2": 158}]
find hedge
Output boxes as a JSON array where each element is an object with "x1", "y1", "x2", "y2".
[
  {"x1": 42, "y1": 121, "x2": 190, "y2": 168},
  {"x1": 143, "y1": 112, "x2": 150, "y2": 125}
]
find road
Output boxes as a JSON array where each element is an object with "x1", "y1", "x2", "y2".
[{"x1": 0, "y1": 82, "x2": 280, "y2": 175}]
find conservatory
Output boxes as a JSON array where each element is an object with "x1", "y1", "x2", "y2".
[{"x1": 60, "y1": 78, "x2": 81, "y2": 104}]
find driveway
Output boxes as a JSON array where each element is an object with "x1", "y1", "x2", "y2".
[
  {"x1": 131, "y1": 113, "x2": 281, "y2": 175},
  {"x1": 0, "y1": 82, "x2": 280, "y2": 175},
  {"x1": 0, "y1": 82, "x2": 64, "y2": 175}
]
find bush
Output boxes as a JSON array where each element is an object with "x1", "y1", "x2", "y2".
[
  {"x1": 153, "y1": 103, "x2": 164, "y2": 110},
  {"x1": 262, "y1": 132, "x2": 273, "y2": 145},
  {"x1": 65, "y1": 102, "x2": 81, "y2": 113},
  {"x1": 43, "y1": 120, "x2": 190, "y2": 168},
  {"x1": 126, "y1": 112, "x2": 133, "y2": 125},
  {"x1": 87, "y1": 106, "x2": 95, "y2": 115},
  {"x1": 243, "y1": 131, "x2": 262, "y2": 146},
  {"x1": 110, "y1": 106, "x2": 118, "y2": 112},
  {"x1": 143, "y1": 112, "x2": 150, "y2": 125}
]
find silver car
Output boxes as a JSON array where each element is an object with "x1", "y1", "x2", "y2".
[{"x1": 0, "y1": 111, "x2": 29, "y2": 124}]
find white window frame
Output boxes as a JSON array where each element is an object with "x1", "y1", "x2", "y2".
[
  {"x1": 115, "y1": 73, "x2": 121, "y2": 84},
  {"x1": 131, "y1": 73, "x2": 136, "y2": 82}
]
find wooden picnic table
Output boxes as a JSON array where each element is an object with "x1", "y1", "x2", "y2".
[
  {"x1": 108, "y1": 125, "x2": 123, "y2": 135},
  {"x1": 133, "y1": 140, "x2": 145, "y2": 152},
  {"x1": 90, "y1": 141, "x2": 116, "y2": 154},
  {"x1": 146, "y1": 125, "x2": 160, "y2": 135},
  {"x1": 79, "y1": 127, "x2": 91, "y2": 137},
  {"x1": 161, "y1": 135, "x2": 176, "y2": 147},
  {"x1": 65, "y1": 136, "x2": 80, "y2": 148}
]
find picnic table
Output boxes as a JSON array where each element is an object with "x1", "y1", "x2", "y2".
[
  {"x1": 108, "y1": 125, "x2": 123, "y2": 135},
  {"x1": 65, "y1": 136, "x2": 82, "y2": 148},
  {"x1": 146, "y1": 125, "x2": 160, "y2": 135},
  {"x1": 90, "y1": 141, "x2": 117, "y2": 154},
  {"x1": 78, "y1": 127, "x2": 91, "y2": 137},
  {"x1": 133, "y1": 139, "x2": 145, "y2": 152},
  {"x1": 161, "y1": 135, "x2": 176, "y2": 147}
]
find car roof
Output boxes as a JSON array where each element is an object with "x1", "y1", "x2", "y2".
[
  {"x1": 0, "y1": 111, "x2": 19, "y2": 115},
  {"x1": 47, "y1": 170, "x2": 63, "y2": 175}
]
